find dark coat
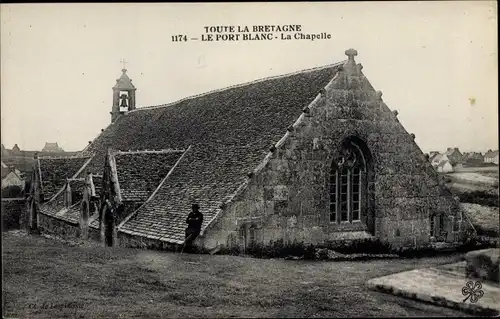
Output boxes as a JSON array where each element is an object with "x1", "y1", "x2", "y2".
[{"x1": 185, "y1": 211, "x2": 203, "y2": 235}]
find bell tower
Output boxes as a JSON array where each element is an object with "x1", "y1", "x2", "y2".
[{"x1": 111, "y1": 59, "x2": 136, "y2": 123}]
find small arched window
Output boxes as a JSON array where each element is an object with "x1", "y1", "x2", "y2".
[{"x1": 329, "y1": 139, "x2": 367, "y2": 223}]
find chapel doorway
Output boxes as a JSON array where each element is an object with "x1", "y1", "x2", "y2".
[{"x1": 102, "y1": 205, "x2": 114, "y2": 247}]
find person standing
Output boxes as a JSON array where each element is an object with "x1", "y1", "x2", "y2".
[{"x1": 181, "y1": 203, "x2": 204, "y2": 253}]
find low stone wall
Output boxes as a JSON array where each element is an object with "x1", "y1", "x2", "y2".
[
  {"x1": 117, "y1": 231, "x2": 179, "y2": 251},
  {"x1": 89, "y1": 227, "x2": 101, "y2": 243},
  {"x1": 38, "y1": 213, "x2": 81, "y2": 240},
  {"x1": 1, "y1": 198, "x2": 26, "y2": 231},
  {"x1": 465, "y1": 248, "x2": 500, "y2": 283}
]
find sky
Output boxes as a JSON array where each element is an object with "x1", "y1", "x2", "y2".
[{"x1": 1, "y1": 2, "x2": 497, "y2": 153}]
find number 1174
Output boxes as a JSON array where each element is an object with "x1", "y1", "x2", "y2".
[{"x1": 172, "y1": 35, "x2": 188, "y2": 42}]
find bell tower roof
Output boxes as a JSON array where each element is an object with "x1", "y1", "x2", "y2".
[{"x1": 113, "y1": 68, "x2": 136, "y2": 91}]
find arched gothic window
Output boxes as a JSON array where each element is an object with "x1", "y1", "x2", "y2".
[{"x1": 329, "y1": 139, "x2": 367, "y2": 223}]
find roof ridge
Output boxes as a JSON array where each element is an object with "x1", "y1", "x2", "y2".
[
  {"x1": 38, "y1": 155, "x2": 92, "y2": 160},
  {"x1": 108, "y1": 151, "x2": 123, "y2": 203},
  {"x1": 127, "y1": 61, "x2": 345, "y2": 114},
  {"x1": 114, "y1": 148, "x2": 186, "y2": 155}
]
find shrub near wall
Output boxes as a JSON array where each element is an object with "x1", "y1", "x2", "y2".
[
  {"x1": 1, "y1": 198, "x2": 25, "y2": 231},
  {"x1": 217, "y1": 235, "x2": 496, "y2": 260},
  {"x1": 1, "y1": 185, "x2": 24, "y2": 198},
  {"x1": 222, "y1": 238, "x2": 395, "y2": 260}
]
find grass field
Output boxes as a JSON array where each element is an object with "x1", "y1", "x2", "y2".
[
  {"x1": 444, "y1": 168, "x2": 498, "y2": 193},
  {"x1": 443, "y1": 167, "x2": 498, "y2": 240},
  {"x1": 443, "y1": 166, "x2": 499, "y2": 208},
  {"x1": 2, "y1": 231, "x2": 471, "y2": 318}
]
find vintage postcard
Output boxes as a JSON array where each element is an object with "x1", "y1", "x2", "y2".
[{"x1": 1, "y1": 2, "x2": 498, "y2": 318}]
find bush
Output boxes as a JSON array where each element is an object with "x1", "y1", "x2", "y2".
[
  {"x1": 246, "y1": 239, "x2": 309, "y2": 259},
  {"x1": 214, "y1": 232, "x2": 498, "y2": 260},
  {"x1": 1, "y1": 185, "x2": 24, "y2": 198},
  {"x1": 237, "y1": 238, "x2": 394, "y2": 259},
  {"x1": 457, "y1": 235, "x2": 498, "y2": 252},
  {"x1": 327, "y1": 238, "x2": 393, "y2": 254}
]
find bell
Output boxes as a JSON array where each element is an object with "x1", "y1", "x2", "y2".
[{"x1": 120, "y1": 94, "x2": 128, "y2": 107}]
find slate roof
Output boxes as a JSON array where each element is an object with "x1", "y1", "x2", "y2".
[
  {"x1": 89, "y1": 214, "x2": 100, "y2": 229},
  {"x1": 39, "y1": 178, "x2": 87, "y2": 224},
  {"x1": 113, "y1": 150, "x2": 185, "y2": 202},
  {"x1": 39, "y1": 156, "x2": 92, "y2": 201},
  {"x1": 39, "y1": 190, "x2": 65, "y2": 216},
  {"x1": 92, "y1": 175, "x2": 103, "y2": 197},
  {"x1": 88, "y1": 62, "x2": 343, "y2": 242},
  {"x1": 68, "y1": 178, "x2": 86, "y2": 204}
]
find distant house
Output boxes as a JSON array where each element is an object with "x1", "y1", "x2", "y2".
[
  {"x1": 1, "y1": 161, "x2": 9, "y2": 179},
  {"x1": 464, "y1": 152, "x2": 484, "y2": 165},
  {"x1": 429, "y1": 153, "x2": 454, "y2": 173},
  {"x1": 429, "y1": 151, "x2": 440, "y2": 158},
  {"x1": 42, "y1": 142, "x2": 64, "y2": 153},
  {"x1": 1, "y1": 143, "x2": 77, "y2": 177},
  {"x1": 1, "y1": 157, "x2": 35, "y2": 176},
  {"x1": 1, "y1": 144, "x2": 8, "y2": 157},
  {"x1": 11, "y1": 144, "x2": 21, "y2": 154},
  {"x1": 437, "y1": 160, "x2": 453, "y2": 173},
  {"x1": 484, "y1": 150, "x2": 499, "y2": 165},
  {"x1": 430, "y1": 153, "x2": 445, "y2": 167},
  {"x1": 1, "y1": 166, "x2": 25, "y2": 190},
  {"x1": 444, "y1": 147, "x2": 463, "y2": 165}
]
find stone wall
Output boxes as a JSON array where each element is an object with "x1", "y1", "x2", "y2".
[
  {"x1": 89, "y1": 227, "x2": 101, "y2": 243},
  {"x1": 201, "y1": 60, "x2": 463, "y2": 251},
  {"x1": 1, "y1": 198, "x2": 25, "y2": 231},
  {"x1": 38, "y1": 212, "x2": 81, "y2": 240},
  {"x1": 117, "y1": 231, "x2": 178, "y2": 251}
]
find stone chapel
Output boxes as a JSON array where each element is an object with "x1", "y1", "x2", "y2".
[{"x1": 26, "y1": 49, "x2": 470, "y2": 251}]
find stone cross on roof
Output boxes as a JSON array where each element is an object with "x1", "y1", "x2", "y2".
[
  {"x1": 345, "y1": 48, "x2": 358, "y2": 62},
  {"x1": 120, "y1": 58, "x2": 128, "y2": 72}
]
